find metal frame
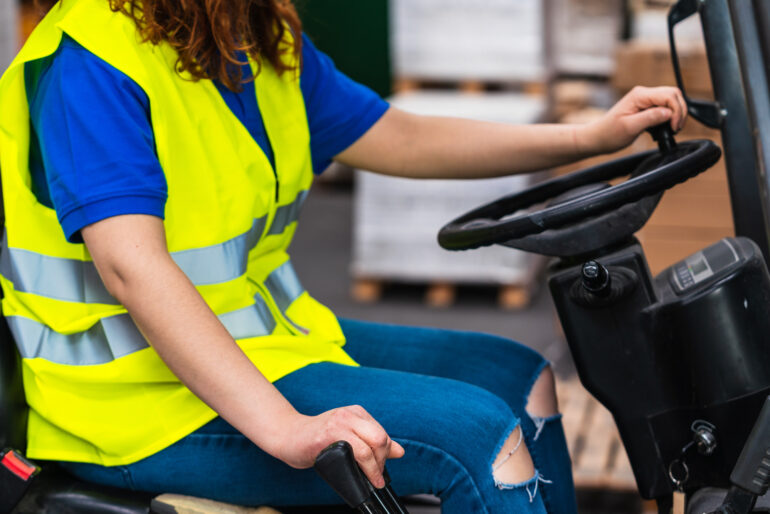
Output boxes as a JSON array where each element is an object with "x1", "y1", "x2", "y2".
[{"x1": 695, "y1": 0, "x2": 770, "y2": 268}]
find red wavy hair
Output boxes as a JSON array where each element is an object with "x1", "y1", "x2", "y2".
[{"x1": 33, "y1": 0, "x2": 303, "y2": 91}]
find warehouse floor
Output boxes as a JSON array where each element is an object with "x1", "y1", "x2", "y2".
[{"x1": 290, "y1": 181, "x2": 647, "y2": 513}]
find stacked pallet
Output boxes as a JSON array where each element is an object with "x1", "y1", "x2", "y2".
[
  {"x1": 352, "y1": 0, "x2": 553, "y2": 310},
  {"x1": 550, "y1": 0, "x2": 625, "y2": 78},
  {"x1": 0, "y1": 0, "x2": 18, "y2": 74},
  {"x1": 557, "y1": 378, "x2": 637, "y2": 492},
  {"x1": 352, "y1": 93, "x2": 549, "y2": 309}
]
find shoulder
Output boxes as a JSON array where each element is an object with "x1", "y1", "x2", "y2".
[{"x1": 27, "y1": 34, "x2": 148, "y2": 111}]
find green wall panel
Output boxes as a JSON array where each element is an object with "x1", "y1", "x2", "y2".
[{"x1": 295, "y1": 0, "x2": 391, "y2": 97}]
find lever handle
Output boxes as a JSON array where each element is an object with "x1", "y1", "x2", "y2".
[
  {"x1": 314, "y1": 441, "x2": 410, "y2": 514},
  {"x1": 730, "y1": 396, "x2": 770, "y2": 496},
  {"x1": 647, "y1": 122, "x2": 678, "y2": 154},
  {"x1": 314, "y1": 441, "x2": 373, "y2": 509}
]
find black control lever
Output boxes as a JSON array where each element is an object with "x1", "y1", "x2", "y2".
[
  {"x1": 314, "y1": 441, "x2": 410, "y2": 514},
  {"x1": 648, "y1": 123, "x2": 678, "y2": 154},
  {"x1": 707, "y1": 396, "x2": 770, "y2": 514}
]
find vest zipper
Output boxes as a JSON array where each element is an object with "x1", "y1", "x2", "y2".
[
  {"x1": 273, "y1": 170, "x2": 279, "y2": 201},
  {"x1": 255, "y1": 282, "x2": 302, "y2": 337}
]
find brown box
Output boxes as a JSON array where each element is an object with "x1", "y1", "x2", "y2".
[{"x1": 612, "y1": 40, "x2": 713, "y2": 98}]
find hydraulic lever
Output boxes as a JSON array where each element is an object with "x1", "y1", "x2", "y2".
[
  {"x1": 707, "y1": 396, "x2": 770, "y2": 514},
  {"x1": 314, "y1": 441, "x2": 409, "y2": 514}
]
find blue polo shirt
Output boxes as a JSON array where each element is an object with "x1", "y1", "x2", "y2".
[{"x1": 26, "y1": 34, "x2": 388, "y2": 242}]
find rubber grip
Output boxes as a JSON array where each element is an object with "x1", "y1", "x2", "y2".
[
  {"x1": 731, "y1": 396, "x2": 770, "y2": 495},
  {"x1": 314, "y1": 441, "x2": 372, "y2": 509}
]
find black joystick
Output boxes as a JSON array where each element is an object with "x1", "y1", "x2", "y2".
[
  {"x1": 314, "y1": 441, "x2": 409, "y2": 514},
  {"x1": 647, "y1": 122, "x2": 678, "y2": 154},
  {"x1": 582, "y1": 261, "x2": 611, "y2": 297}
]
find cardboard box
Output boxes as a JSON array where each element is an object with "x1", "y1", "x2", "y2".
[{"x1": 613, "y1": 40, "x2": 713, "y2": 97}]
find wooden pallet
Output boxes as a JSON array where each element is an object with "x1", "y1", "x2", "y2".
[
  {"x1": 557, "y1": 378, "x2": 638, "y2": 492},
  {"x1": 393, "y1": 77, "x2": 547, "y2": 96},
  {"x1": 153, "y1": 494, "x2": 280, "y2": 514},
  {"x1": 350, "y1": 278, "x2": 535, "y2": 310}
]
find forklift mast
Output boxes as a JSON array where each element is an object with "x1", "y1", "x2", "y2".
[{"x1": 674, "y1": 0, "x2": 770, "y2": 267}]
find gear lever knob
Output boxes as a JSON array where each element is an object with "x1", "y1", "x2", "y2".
[{"x1": 647, "y1": 122, "x2": 678, "y2": 154}]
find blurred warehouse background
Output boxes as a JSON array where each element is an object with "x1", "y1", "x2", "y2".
[{"x1": 0, "y1": 1, "x2": 727, "y2": 512}]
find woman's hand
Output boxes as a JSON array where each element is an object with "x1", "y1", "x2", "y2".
[
  {"x1": 273, "y1": 405, "x2": 405, "y2": 488},
  {"x1": 579, "y1": 86, "x2": 688, "y2": 155}
]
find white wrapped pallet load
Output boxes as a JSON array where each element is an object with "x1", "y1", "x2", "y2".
[
  {"x1": 0, "y1": 0, "x2": 18, "y2": 74},
  {"x1": 551, "y1": 0, "x2": 624, "y2": 77},
  {"x1": 391, "y1": 0, "x2": 545, "y2": 82},
  {"x1": 352, "y1": 91, "x2": 548, "y2": 287}
]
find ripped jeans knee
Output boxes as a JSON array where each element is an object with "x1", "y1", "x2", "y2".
[{"x1": 491, "y1": 422, "x2": 552, "y2": 503}]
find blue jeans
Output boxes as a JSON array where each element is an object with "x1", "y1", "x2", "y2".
[{"x1": 60, "y1": 319, "x2": 577, "y2": 514}]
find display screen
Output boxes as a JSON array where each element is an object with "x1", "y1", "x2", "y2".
[
  {"x1": 689, "y1": 256, "x2": 709, "y2": 277},
  {"x1": 670, "y1": 240, "x2": 740, "y2": 295}
]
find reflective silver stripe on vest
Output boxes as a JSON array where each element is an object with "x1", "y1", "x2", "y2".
[
  {"x1": 9, "y1": 294, "x2": 277, "y2": 366},
  {"x1": 170, "y1": 217, "x2": 266, "y2": 285},
  {"x1": 264, "y1": 261, "x2": 305, "y2": 312},
  {"x1": 264, "y1": 261, "x2": 309, "y2": 334},
  {"x1": 0, "y1": 217, "x2": 267, "y2": 303},
  {"x1": 0, "y1": 233, "x2": 116, "y2": 304},
  {"x1": 268, "y1": 190, "x2": 309, "y2": 235}
]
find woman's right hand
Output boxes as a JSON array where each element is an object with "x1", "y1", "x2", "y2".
[{"x1": 273, "y1": 405, "x2": 405, "y2": 488}]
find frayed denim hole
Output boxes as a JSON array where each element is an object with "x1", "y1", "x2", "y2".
[
  {"x1": 523, "y1": 359, "x2": 550, "y2": 403},
  {"x1": 528, "y1": 412, "x2": 563, "y2": 442},
  {"x1": 494, "y1": 470, "x2": 553, "y2": 503},
  {"x1": 488, "y1": 417, "x2": 522, "y2": 476},
  {"x1": 490, "y1": 422, "x2": 541, "y2": 495}
]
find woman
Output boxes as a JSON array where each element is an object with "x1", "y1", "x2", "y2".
[{"x1": 0, "y1": 0, "x2": 686, "y2": 512}]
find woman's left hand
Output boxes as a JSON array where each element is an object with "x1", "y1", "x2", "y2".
[{"x1": 581, "y1": 86, "x2": 688, "y2": 155}]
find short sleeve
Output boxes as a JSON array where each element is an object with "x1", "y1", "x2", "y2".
[
  {"x1": 28, "y1": 35, "x2": 167, "y2": 243},
  {"x1": 300, "y1": 34, "x2": 389, "y2": 174}
]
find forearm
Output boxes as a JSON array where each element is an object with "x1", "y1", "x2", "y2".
[
  {"x1": 83, "y1": 216, "x2": 299, "y2": 458},
  {"x1": 337, "y1": 87, "x2": 687, "y2": 180},
  {"x1": 337, "y1": 108, "x2": 596, "y2": 179}
]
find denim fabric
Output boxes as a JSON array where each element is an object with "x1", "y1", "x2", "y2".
[{"x1": 60, "y1": 318, "x2": 575, "y2": 513}]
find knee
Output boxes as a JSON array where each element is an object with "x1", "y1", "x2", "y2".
[
  {"x1": 491, "y1": 425, "x2": 536, "y2": 486},
  {"x1": 526, "y1": 365, "x2": 558, "y2": 418}
]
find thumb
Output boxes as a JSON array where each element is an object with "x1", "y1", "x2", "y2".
[
  {"x1": 388, "y1": 440, "x2": 406, "y2": 459},
  {"x1": 624, "y1": 107, "x2": 673, "y2": 136}
]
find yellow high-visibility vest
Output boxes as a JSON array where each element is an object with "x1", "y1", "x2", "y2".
[{"x1": 0, "y1": 0, "x2": 357, "y2": 466}]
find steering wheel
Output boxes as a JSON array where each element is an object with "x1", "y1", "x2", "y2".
[{"x1": 437, "y1": 124, "x2": 722, "y2": 258}]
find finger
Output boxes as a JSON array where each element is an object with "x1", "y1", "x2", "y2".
[
  {"x1": 346, "y1": 406, "x2": 394, "y2": 465},
  {"x1": 633, "y1": 87, "x2": 682, "y2": 130},
  {"x1": 350, "y1": 415, "x2": 392, "y2": 473},
  {"x1": 625, "y1": 106, "x2": 673, "y2": 135},
  {"x1": 349, "y1": 437, "x2": 385, "y2": 488},
  {"x1": 675, "y1": 89, "x2": 688, "y2": 130},
  {"x1": 389, "y1": 440, "x2": 406, "y2": 459}
]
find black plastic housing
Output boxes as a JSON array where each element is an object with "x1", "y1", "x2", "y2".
[{"x1": 549, "y1": 237, "x2": 770, "y2": 500}]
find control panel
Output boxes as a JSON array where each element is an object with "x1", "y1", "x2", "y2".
[{"x1": 670, "y1": 239, "x2": 741, "y2": 295}]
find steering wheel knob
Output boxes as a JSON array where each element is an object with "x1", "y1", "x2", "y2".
[{"x1": 647, "y1": 122, "x2": 678, "y2": 154}]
